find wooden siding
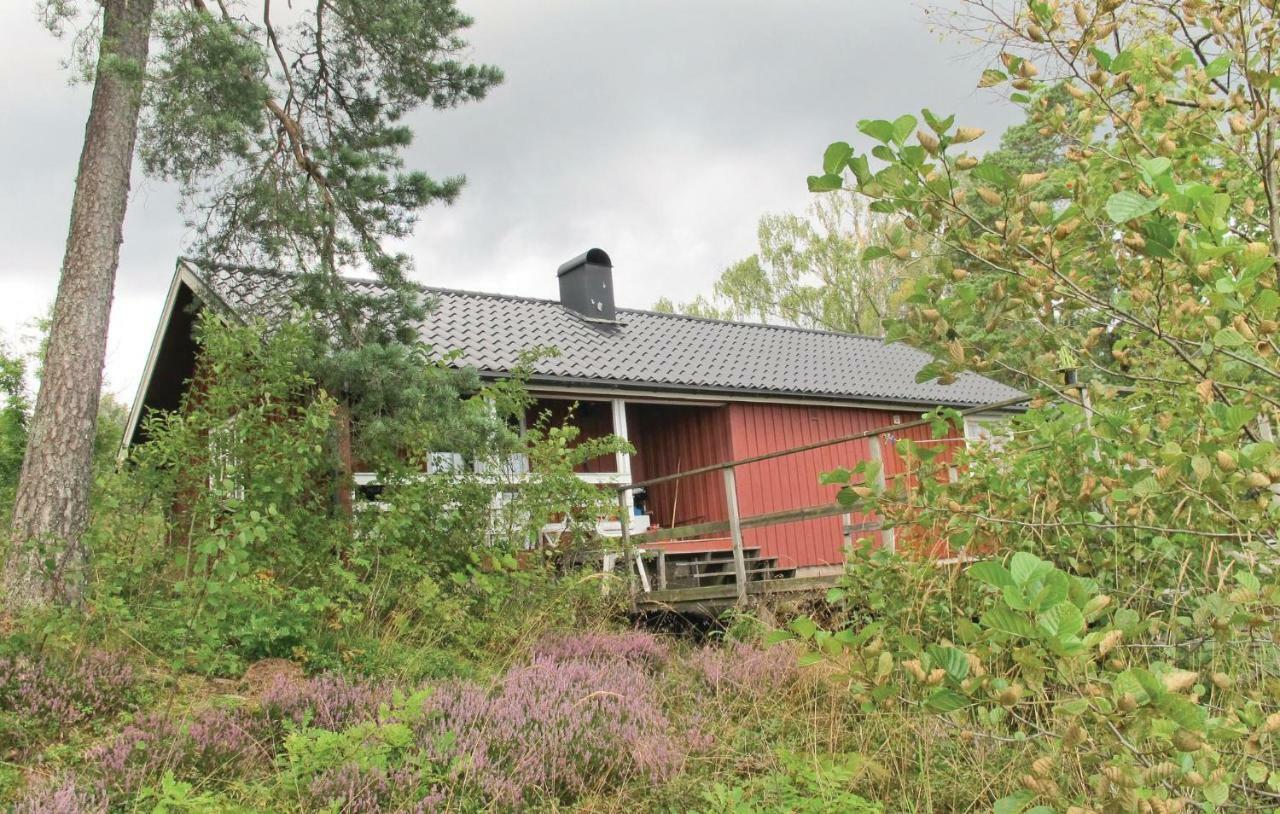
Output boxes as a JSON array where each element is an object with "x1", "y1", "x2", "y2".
[
  {"x1": 527, "y1": 397, "x2": 617, "y2": 473},
  {"x1": 627, "y1": 403, "x2": 732, "y2": 538},
  {"x1": 726, "y1": 402, "x2": 959, "y2": 568}
]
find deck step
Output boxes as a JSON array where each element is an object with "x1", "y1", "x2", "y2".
[
  {"x1": 660, "y1": 549, "x2": 760, "y2": 563},
  {"x1": 689, "y1": 566, "x2": 794, "y2": 585},
  {"x1": 674, "y1": 557, "x2": 776, "y2": 573}
]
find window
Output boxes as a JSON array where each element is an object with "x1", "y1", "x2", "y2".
[
  {"x1": 964, "y1": 414, "x2": 1011, "y2": 451},
  {"x1": 208, "y1": 418, "x2": 245, "y2": 503}
]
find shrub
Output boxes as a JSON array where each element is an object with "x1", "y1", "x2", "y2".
[
  {"x1": 420, "y1": 649, "x2": 687, "y2": 807},
  {"x1": 688, "y1": 641, "x2": 798, "y2": 698},
  {"x1": 304, "y1": 763, "x2": 440, "y2": 814},
  {"x1": 531, "y1": 630, "x2": 670, "y2": 670},
  {"x1": 259, "y1": 672, "x2": 393, "y2": 732},
  {"x1": 85, "y1": 705, "x2": 272, "y2": 797},
  {"x1": 0, "y1": 648, "x2": 136, "y2": 752},
  {"x1": 11, "y1": 774, "x2": 107, "y2": 814}
]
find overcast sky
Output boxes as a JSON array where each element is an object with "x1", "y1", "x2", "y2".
[{"x1": 0, "y1": 0, "x2": 1019, "y2": 404}]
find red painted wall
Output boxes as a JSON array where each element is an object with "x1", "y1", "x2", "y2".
[
  {"x1": 533, "y1": 393, "x2": 965, "y2": 568},
  {"x1": 726, "y1": 402, "x2": 960, "y2": 568},
  {"x1": 527, "y1": 397, "x2": 617, "y2": 473},
  {"x1": 627, "y1": 403, "x2": 731, "y2": 536}
]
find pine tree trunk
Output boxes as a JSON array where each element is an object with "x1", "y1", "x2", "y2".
[{"x1": 4, "y1": 0, "x2": 156, "y2": 610}]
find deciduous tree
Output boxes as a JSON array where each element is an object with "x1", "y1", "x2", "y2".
[{"x1": 655, "y1": 194, "x2": 911, "y2": 334}]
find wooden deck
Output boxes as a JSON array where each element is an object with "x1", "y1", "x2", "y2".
[
  {"x1": 632, "y1": 574, "x2": 840, "y2": 613},
  {"x1": 610, "y1": 395, "x2": 1024, "y2": 614}
]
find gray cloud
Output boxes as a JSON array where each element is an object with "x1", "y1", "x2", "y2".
[{"x1": 0, "y1": 0, "x2": 1019, "y2": 403}]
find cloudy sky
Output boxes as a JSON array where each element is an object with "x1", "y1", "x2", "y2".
[{"x1": 0, "y1": 0, "x2": 1019, "y2": 404}]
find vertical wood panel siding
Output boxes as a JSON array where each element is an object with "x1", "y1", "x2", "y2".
[
  {"x1": 627, "y1": 403, "x2": 731, "y2": 540},
  {"x1": 727, "y1": 403, "x2": 955, "y2": 568},
  {"x1": 527, "y1": 397, "x2": 617, "y2": 473}
]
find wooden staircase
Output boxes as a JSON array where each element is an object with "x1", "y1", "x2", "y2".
[{"x1": 654, "y1": 546, "x2": 796, "y2": 590}]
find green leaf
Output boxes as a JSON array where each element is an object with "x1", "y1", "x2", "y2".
[
  {"x1": 807, "y1": 174, "x2": 844, "y2": 192},
  {"x1": 789, "y1": 616, "x2": 818, "y2": 640},
  {"x1": 978, "y1": 68, "x2": 1007, "y2": 88},
  {"x1": 819, "y1": 467, "x2": 851, "y2": 485},
  {"x1": 857, "y1": 119, "x2": 896, "y2": 144},
  {"x1": 921, "y1": 107, "x2": 955, "y2": 134},
  {"x1": 972, "y1": 162, "x2": 1013, "y2": 189},
  {"x1": 927, "y1": 645, "x2": 970, "y2": 682},
  {"x1": 1191, "y1": 455, "x2": 1211, "y2": 481},
  {"x1": 993, "y1": 790, "x2": 1035, "y2": 814},
  {"x1": 968, "y1": 560, "x2": 1014, "y2": 589},
  {"x1": 1213, "y1": 327, "x2": 1246, "y2": 348},
  {"x1": 982, "y1": 605, "x2": 1036, "y2": 638},
  {"x1": 1139, "y1": 157, "x2": 1172, "y2": 180},
  {"x1": 1205, "y1": 54, "x2": 1231, "y2": 79},
  {"x1": 1204, "y1": 782, "x2": 1229, "y2": 805},
  {"x1": 862, "y1": 246, "x2": 891, "y2": 262},
  {"x1": 892, "y1": 114, "x2": 918, "y2": 145},
  {"x1": 1009, "y1": 551, "x2": 1048, "y2": 586},
  {"x1": 763, "y1": 630, "x2": 795, "y2": 645},
  {"x1": 823, "y1": 141, "x2": 853, "y2": 175},
  {"x1": 924, "y1": 688, "x2": 969, "y2": 712},
  {"x1": 1106, "y1": 190, "x2": 1162, "y2": 222},
  {"x1": 1038, "y1": 602, "x2": 1085, "y2": 639},
  {"x1": 1159, "y1": 694, "x2": 1207, "y2": 731},
  {"x1": 796, "y1": 652, "x2": 825, "y2": 668},
  {"x1": 849, "y1": 154, "x2": 871, "y2": 184}
]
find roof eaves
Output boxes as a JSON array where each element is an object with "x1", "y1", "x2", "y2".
[{"x1": 481, "y1": 370, "x2": 1025, "y2": 410}]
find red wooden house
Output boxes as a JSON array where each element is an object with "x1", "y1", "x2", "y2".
[{"x1": 125, "y1": 250, "x2": 1022, "y2": 582}]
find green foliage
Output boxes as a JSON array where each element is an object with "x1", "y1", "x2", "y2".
[
  {"x1": 0, "y1": 338, "x2": 29, "y2": 521},
  {"x1": 793, "y1": 2, "x2": 1280, "y2": 809},
  {"x1": 693, "y1": 750, "x2": 882, "y2": 814},
  {"x1": 655, "y1": 193, "x2": 917, "y2": 334},
  {"x1": 783, "y1": 550, "x2": 1280, "y2": 811},
  {"x1": 135, "y1": 0, "x2": 504, "y2": 339},
  {"x1": 87, "y1": 315, "x2": 630, "y2": 677},
  {"x1": 110, "y1": 315, "x2": 346, "y2": 672}
]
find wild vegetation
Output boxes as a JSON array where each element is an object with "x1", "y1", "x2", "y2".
[{"x1": 4, "y1": 0, "x2": 1280, "y2": 812}]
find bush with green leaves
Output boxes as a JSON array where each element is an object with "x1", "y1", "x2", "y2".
[
  {"x1": 780, "y1": 550, "x2": 1280, "y2": 811},
  {"x1": 693, "y1": 749, "x2": 882, "y2": 814},
  {"x1": 88, "y1": 313, "x2": 630, "y2": 676},
  {"x1": 789, "y1": 1, "x2": 1280, "y2": 809}
]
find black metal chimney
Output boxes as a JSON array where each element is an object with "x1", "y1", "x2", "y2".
[{"x1": 557, "y1": 248, "x2": 615, "y2": 321}]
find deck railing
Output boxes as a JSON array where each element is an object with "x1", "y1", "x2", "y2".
[{"x1": 615, "y1": 395, "x2": 1026, "y2": 604}]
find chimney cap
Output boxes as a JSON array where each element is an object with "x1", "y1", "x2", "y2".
[{"x1": 557, "y1": 248, "x2": 612, "y2": 277}]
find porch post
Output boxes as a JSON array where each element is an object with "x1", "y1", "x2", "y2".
[
  {"x1": 723, "y1": 466, "x2": 749, "y2": 603},
  {"x1": 618, "y1": 487, "x2": 635, "y2": 599},
  {"x1": 869, "y1": 435, "x2": 896, "y2": 553},
  {"x1": 610, "y1": 399, "x2": 633, "y2": 510}
]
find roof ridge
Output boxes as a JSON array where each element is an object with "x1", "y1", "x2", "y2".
[
  {"x1": 184, "y1": 258, "x2": 897, "y2": 344},
  {"x1": 615, "y1": 304, "x2": 890, "y2": 342}
]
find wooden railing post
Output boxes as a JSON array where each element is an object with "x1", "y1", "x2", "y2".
[
  {"x1": 869, "y1": 436, "x2": 896, "y2": 554},
  {"x1": 723, "y1": 466, "x2": 749, "y2": 603},
  {"x1": 618, "y1": 488, "x2": 635, "y2": 600}
]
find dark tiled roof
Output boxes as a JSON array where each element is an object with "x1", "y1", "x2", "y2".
[{"x1": 187, "y1": 261, "x2": 1024, "y2": 408}]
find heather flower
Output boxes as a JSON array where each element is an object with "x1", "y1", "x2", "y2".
[
  {"x1": 85, "y1": 706, "x2": 272, "y2": 795},
  {"x1": 531, "y1": 631, "x2": 670, "y2": 670},
  {"x1": 688, "y1": 641, "x2": 798, "y2": 697},
  {"x1": 0, "y1": 649, "x2": 136, "y2": 733},
  {"x1": 419, "y1": 653, "x2": 684, "y2": 807},
  {"x1": 183, "y1": 706, "x2": 273, "y2": 775},
  {"x1": 12, "y1": 773, "x2": 108, "y2": 814},
  {"x1": 260, "y1": 672, "x2": 392, "y2": 731},
  {"x1": 305, "y1": 763, "x2": 437, "y2": 814},
  {"x1": 84, "y1": 714, "x2": 182, "y2": 795}
]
